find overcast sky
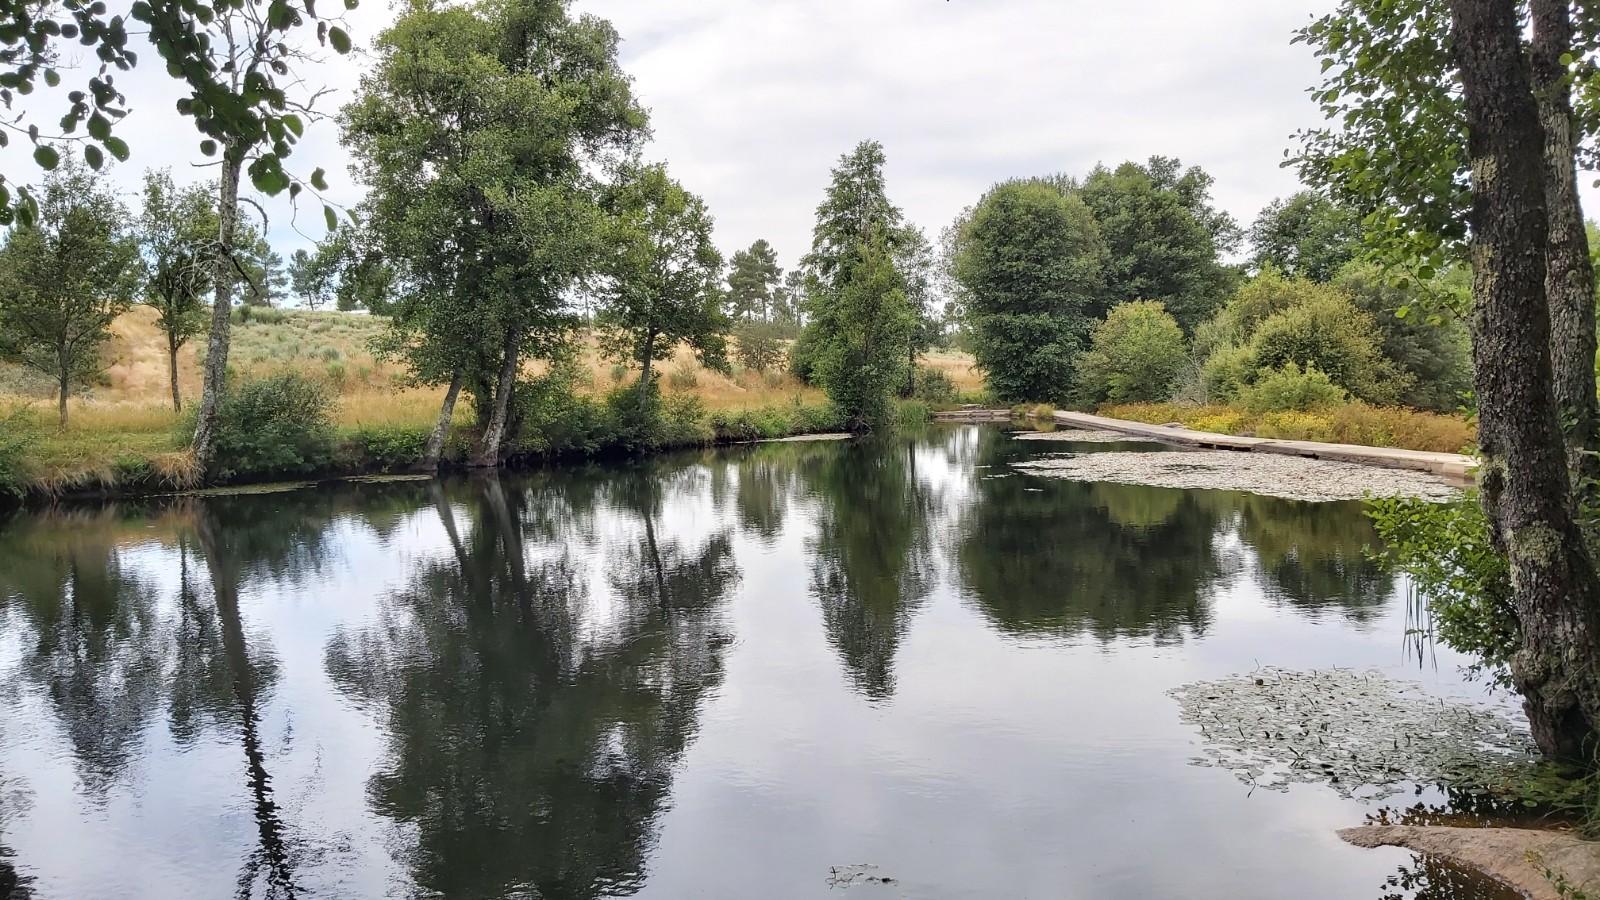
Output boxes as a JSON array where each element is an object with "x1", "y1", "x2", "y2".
[{"x1": 10, "y1": 0, "x2": 1587, "y2": 275}]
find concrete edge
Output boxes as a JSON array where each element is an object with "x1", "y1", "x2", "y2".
[{"x1": 1050, "y1": 411, "x2": 1477, "y2": 483}]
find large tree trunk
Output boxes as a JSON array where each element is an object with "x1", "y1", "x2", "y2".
[
  {"x1": 1530, "y1": 0, "x2": 1600, "y2": 493},
  {"x1": 168, "y1": 331, "x2": 183, "y2": 413},
  {"x1": 472, "y1": 326, "x2": 520, "y2": 467},
  {"x1": 637, "y1": 330, "x2": 657, "y2": 413},
  {"x1": 1451, "y1": 0, "x2": 1600, "y2": 761},
  {"x1": 423, "y1": 368, "x2": 464, "y2": 470},
  {"x1": 191, "y1": 148, "x2": 244, "y2": 469}
]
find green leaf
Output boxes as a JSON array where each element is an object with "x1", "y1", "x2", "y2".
[
  {"x1": 310, "y1": 167, "x2": 328, "y2": 190},
  {"x1": 328, "y1": 25, "x2": 350, "y2": 53},
  {"x1": 282, "y1": 113, "x2": 303, "y2": 137},
  {"x1": 32, "y1": 145, "x2": 59, "y2": 169},
  {"x1": 43, "y1": 68, "x2": 59, "y2": 87},
  {"x1": 84, "y1": 145, "x2": 104, "y2": 170},
  {"x1": 104, "y1": 135, "x2": 129, "y2": 161},
  {"x1": 324, "y1": 204, "x2": 338, "y2": 233},
  {"x1": 200, "y1": 139, "x2": 217, "y2": 156}
]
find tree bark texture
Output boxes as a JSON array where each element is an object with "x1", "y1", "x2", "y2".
[
  {"x1": 1530, "y1": 0, "x2": 1600, "y2": 492},
  {"x1": 191, "y1": 147, "x2": 244, "y2": 469},
  {"x1": 1452, "y1": 0, "x2": 1600, "y2": 761},
  {"x1": 473, "y1": 326, "x2": 520, "y2": 467},
  {"x1": 424, "y1": 368, "x2": 464, "y2": 469}
]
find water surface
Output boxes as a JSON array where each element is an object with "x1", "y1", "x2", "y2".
[{"x1": 0, "y1": 426, "x2": 1517, "y2": 899}]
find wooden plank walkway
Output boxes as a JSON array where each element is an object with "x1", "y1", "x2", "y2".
[{"x1": 1049, "y1": 410, "x2": 1476, "y2": 482}]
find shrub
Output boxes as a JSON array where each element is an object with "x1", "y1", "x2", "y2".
[
  {"x1": 658, "y1": 393, "x2": 712, "y2": 446},
  {"x1": 1074, "y1": 300, "x2": 1188, "y2": 405},
  {"x1": 734, "y1": 320, "x2": 785, "y2": 373},
  {"x1": 894, "y1": 399, "x2": 932, "y2": 428},
  {"x1": 788, "y1": 325, "x2": 822, "y2": 384},
  {"x1": 609, "y1": 363, "x2": 628, "y2": 383},
  {"x1": 1368, "y1": 493, "x2": 1515, "y2": 684},
  {"x1": 1246, "y1": 293, "x2": 1409, "y2": 405},
  {"x1": 1235, "y1": 363, "x2": 1347, "y2": 413},
  {"x1": 211, "y1": 372, "x2": 336, "y2": 480},
  {"x1": 324, "y1": 360, "x2": 348, "y2": 391},
  {"x1": 1188, "y1": 412, "x2": 1248, "y2": 435},
  {"x1": 0, "y1": 407, "x2": 36, "y2": 500},
  {"x1": 514, "y1": 366, "x2": 617, "y2": 457},
  {"x1": 342, "y1": 424, "x2": 429, "y2": 472},
  {"x1": 666, "y1": 360, "x2": 699, "y2": 391},
  {"x1": 1199, "y1": 344, "x2": 1255, "y2": 404},
  {"x1": 912, "y1": 366, "x2": 957, "y2": 404}
]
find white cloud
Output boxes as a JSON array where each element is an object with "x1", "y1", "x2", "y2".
[{"x1": 5, "y1": 0, "x2": 1595, "y2": 273}]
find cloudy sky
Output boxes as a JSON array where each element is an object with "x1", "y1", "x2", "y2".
[{"x1": 5, "y1": 0, "x2": 1555, "y2": 274}]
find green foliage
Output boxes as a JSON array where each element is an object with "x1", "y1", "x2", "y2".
[
  {"x1": 911, "y1": 366, "x2": 957, "y2": 404},
  {"x1": 893, "y1": 399, "x2": 932, "y2": 428},
  {"x1": 1235, "y1": 363, "x2": 1348, "y2": 413},
  {"x1": 734, "y1": 320, "x2": 785, "y2": 373},
  {"x1": 788, "y1": 325, "x2": 822, "y2": 383},
  {"x1": 804, "y1": 141, "x2": 918, "y2": 429},
  {"x1": 708, "y1": 399, "x2": 844, "y2": 442},
  {"x1": 0, "y1": 160, "x2": 141, "y2": 424},
  {"x1": 210, "y1": 373, "x2": 336, "y2": 480},
  {"x1": 137, "y1": 169, "x2": 216, "y2": 406},
  {"x1": 1075, "y1": 300, "x2": 1189, "y2": 405},
  {"x1": 341, "y1": 424, "x2": 430, "y2": 472},
  {"x1": 810, "y1": 226, "x2": 915, "y2": 430},
  {"x1": 1078, "y1": 156, "x2": 1241, "y2": 332},
  {"x1": 1246, "y1": 291, "x2": 1407, "y2": 404},
  {"x1": 952, "y1": 178, "x2": 1108, "y2": 403},
  {"x1": 1200, "y1": 343, "x2": 1257, "y2": 403},
  {"x1": 0, "y1": 407, "x2": 35, "y2": 500},
  {"x1": 346, "y1": 0, "x2": 647, "y2": 447},
  {"x1": 1368, "y1": 493, "x2": 1516, "y2": 685},
  {"x1": 1248, "y1": 191, "x2": 1364, "y2": 282},
  {"x1": 597, "y1": 164, "x2": 729, "y2": 381},
  {"x1": 726, "y1": 238, "x2": 784, "y2": 321},
  {"x1": 1334, "y1": 261, "x2": 1472, "y2": 411}
]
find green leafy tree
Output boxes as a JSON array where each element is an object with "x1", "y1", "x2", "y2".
[
  {"x1": 802, "y1": 141, "x2": 918, "y2": 428},
  {"x1": 137, "y1": 169, "x2": 217, "y2": 411},
  {"x1": 1074, "y1": 300, "x2": 1188, "y2": 405},
  {"x1": 810, "y1": 226, "x2": 914, "y2": 430},
  {"x1": 1245, "y1": 291, "x2": 1407, "y2": 405},
  {"x1": 0, "y1": 160, "x2": 139, "y2": 427},
  {"x1": 950, "y1": 178, "x2": 1108, "y2": 403},
  {"x1": 1078, "y1": 157, "x2": 1239, "y2": 332},
  {"x1": 287, "y1": 248, "x2": 330, "y2": 310},
  {"x1": 733, "y1": 320, "x2": 784, "y2": 373},
  {"x1": 1334, "y1": 262, "x2": 1472, "y2": 411},
  {"x1": 343, "y1": 0, "x2": 646, "y2": 467},
  {"x1": 726, "y1": 238, "x2": 782, "y2": 322},
  {"x1": 596, "y1": 164, "x2": 729, "y2": 412},
  {"x1": 1248, "y1": 191, "x2": 1364, "y2": 282}
]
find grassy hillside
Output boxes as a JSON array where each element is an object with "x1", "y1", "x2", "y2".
[{"x1": 0, "y1": 307, "x2": 985, "y2": 491}]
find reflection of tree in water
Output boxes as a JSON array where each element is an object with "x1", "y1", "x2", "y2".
[
  {"x1": 957, "y1": 467, "x2": 1227, "y2": 643},
  {"x1": 804, "y1": 437, "x2": 937, "y2": 700},
  {"x1": 0, "y1": 508, "x2": 166, "y2": 799},
  {"x1": 1233, "y1": 495, "x2": 1394, "y2": 621},
  {"x1": 324, "y1": 467, "x2": 739, "y2": 899}
]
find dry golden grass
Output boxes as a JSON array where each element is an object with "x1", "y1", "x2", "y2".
[
  {"x1": 1, "y1": 308, "x2": 986, "y2": 489},
  {"x1": 1101, "y1": 401, "x2": 1477, "y2": 454}
]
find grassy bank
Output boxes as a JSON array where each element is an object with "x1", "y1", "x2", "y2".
[
  {"x1": 1099, "y1": 402, "x2": 1476, "y2": 454},
  {"x1": 0, "y1": 308, "x2": 978, "y2": 501}
]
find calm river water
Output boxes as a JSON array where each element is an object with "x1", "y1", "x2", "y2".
[{"x1": 0, "y1": 425, "x2": 1519, "y2": 899}]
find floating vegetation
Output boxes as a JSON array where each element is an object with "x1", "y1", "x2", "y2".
[
  {"x1": 1014, "y1": 429, "x2": 1169, "y2": 444},
  {"x1": 1169, "y1": 668, "x2": 1537, "y2": 799},
  {"x1": 1014, "y1": 450, "x2": 1461, "y2": 503}
]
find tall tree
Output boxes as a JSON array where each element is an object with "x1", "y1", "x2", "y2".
[
  {"x1": 287, "y1": 248, "x2": 329, "y2": 310},
  {"x1": 1450, "y1": 0, "x2": 1600, "y2": 760},
  {"x1": 0, "y1": 160, "x2": 139, "y2": 427},
  {"x1": 725, "y1": 238, "x2": 782, "y2": 322},
  {"x1": 1248, "y1": 191, "x2": 1364, "y2": 282},
  {"x1": 802, "y1": 141, "x2": 918, "y2": 429},
  {"x1": 137, "y1": 169, "x2": 218, "y2": 412},
  {"x1": 596, "y1": 164, "x2": 729, "y2": 408},
  {"x1": 1078, "y1": 157, "x2": 1238, "y2": 332},
  {"x1": 343, "y1": 0, "x2": 645, "y2": 469},
  {"x1": 949, "y1": 178, "x2": 1109, "y2": 404}
]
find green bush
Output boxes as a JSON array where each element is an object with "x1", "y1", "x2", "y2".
[
  {"x1": 1246, "y1": 293, "x2": 1408, "y2": 405},
  {"x1": 788, "y1": 324, "x2": 822, "y2": 384},
  {"x1": 894, "y1": 399, "x2": 931, "y2": 427},
  {"x1": 0, "y1": 407, "x2": 36, "y2": 500},
  {"x1": 342, "y1": 424, "x2": 430, "y2": 472},
  {"x1": 1200, "y1": 344, "x2": 1255, "y2": 403},
  {"x1": 1368, "y1": 493, "x2": 1515, "y2": 684},
  {"x1": 1235, "y1": 363, "x2": 1347, "y2": 413},
  {"x1": 912, "y1": 366, "x2": 957, "y2": 404},
  {"x1": 211, "y1": 372, "x2": 336, "y2": 480},
  {"x1": 658, "y1": 393, "x2": 712, "y2": 446},
  {"x1": 666, "y1": 360, "x2": 699, "y2": 391},
  {"x1": 1074, "y1": 300, "x2": 1188, "y2": 405},
  {"x1": 514, "y1": 368, "x2": 617, "y2": 457}
]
